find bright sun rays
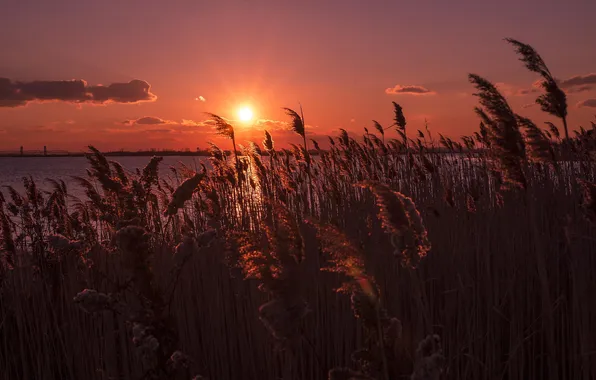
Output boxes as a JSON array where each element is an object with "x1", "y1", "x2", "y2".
[{"x1": 237, "y1": 106, "x2": 254, "y2": 123}]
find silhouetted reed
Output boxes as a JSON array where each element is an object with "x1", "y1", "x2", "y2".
[{"x1": 0, "y1": 38, "x2": 595, "y2": 380}]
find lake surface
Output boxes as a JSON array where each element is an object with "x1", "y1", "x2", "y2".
[{"x1": 0, "y1": 156, "x2": 207, "y2": 194}]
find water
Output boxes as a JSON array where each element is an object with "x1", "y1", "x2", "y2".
[{"x1": 0, "y1": 156, "x2": 207, "y2": 195}]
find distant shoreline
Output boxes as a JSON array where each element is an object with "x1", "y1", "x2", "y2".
[{"x1": 0, "y1": 152, "x2": 214, "y2": 158}]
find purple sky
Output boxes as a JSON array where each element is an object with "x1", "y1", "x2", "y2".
[{"x1": 1, "y1": 0, "x2": 595, "y2": 150}]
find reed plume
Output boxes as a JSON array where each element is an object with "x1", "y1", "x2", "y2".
[
  {"x1": 164, "y1": 167, "x2": 206, "y2": 216},
  {"x1": 358, "y1": 181, "x2": 431, "y2": 267},
  {"x1": 506, "y1": 38, "x2": 569, "y2": 140},
  {"x1": 469, "y1": 73, "x2": 527, "y2": 189}
]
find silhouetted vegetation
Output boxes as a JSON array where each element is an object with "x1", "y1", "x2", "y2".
[{"x1": 0, "y1": 39, "x2": 595, "y2": 380}]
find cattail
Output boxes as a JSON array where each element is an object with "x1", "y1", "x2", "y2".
[{"x1": 165, "y1": 168, "x2": 206, "y2": 216}]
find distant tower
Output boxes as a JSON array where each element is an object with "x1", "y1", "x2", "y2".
[
  {"x1": 43, "y1": 146, "x2": 47, "y2": 156},
  {"x1": 20, "y1": 146, "x2": 23, "y2": 156}
]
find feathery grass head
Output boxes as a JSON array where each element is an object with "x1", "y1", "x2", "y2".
[
  {"x1": 358, "y1": 181, "x2": 431, "y2": 267},
  {"x1": 505, "y1": 38, "x2": 568, "y2": 136},
  {"x1": 141, "y1": 156, "x2": 163, "y2": 188},
  {"x1": 536, "y1": 79, "x2": 568, "y2": 121},
  {"x1": 505, "y1": 38, "x2": 551, "y2": 78},
  {"x1": 545, "y1": 122, "x2": 560, "y2": 140},
  {"x1": 204, "y1": 112, "x2": 235, "y2": 140},
  {"x1": 392, "y1": 102, "x2": 406, "y2": 130},
  {"x1": 310, "y1": 221, "x2": 372, "y2": 295},
  {"x1": 263, "y1": 130, "x2": 274, "y2": 151},
  {"x1": 468, "y1": 74, "x2": 517, "y2": 126},
  {"x1": 165, "y1": 168, "x2": 206, "y2": 216},
  {"x1": 470, "y1": 74, "x2": 527, "y2": 189},
  {"x1": 283, "y1": 107, "x2": 305, "y2": 137},
  {"x1": 372, "y1": 120, "x2": 385, "y2": 136},
  {"x1": 516, "y1": 115, "x2": 556, "y2": 164}
]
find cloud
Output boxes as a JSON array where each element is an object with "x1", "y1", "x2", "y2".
[
  {"x1": 195, "y1": 96, "x2": 206, "y2": 102},
  {"x1": 124, "y1": 116, "x2": 175, "y2": 125},
  {"x1": 496, "y1": 82, "x2": 538, "y2": 96},
  {"x1": 385, "y1": 84, "x2": 435, "y2": 95},
  {"x1": 524, "y1": 74, "x2": 596, "y2": 94},
  {"x1": 516, "y1": 87, "x2": 539, "y2": 96},
  {"x1": 254, "y1": 118, "x2": 289, "y2": 131},
  {"x1": 0, "y1": 77, "x2": 156, "y2": 107},
  {"x1": 181, "y1": 119, "x2": 214, "y2": 127},
  {"x1": 577, "y1": 98, "x2": 596, "y2": 108},
  {"x1": 567, "y1": 85, "x2": 593, "y2": 94},
  {"x1": 144, "y1": 129, "x2": 173, "y2": 133},
  {"x1": 559, "y1": 73, "x2": 596, "y2": 89}
]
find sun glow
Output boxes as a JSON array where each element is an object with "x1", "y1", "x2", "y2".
[{"x1": 238, "y1": 106, "x2": 254, "y2": 122}]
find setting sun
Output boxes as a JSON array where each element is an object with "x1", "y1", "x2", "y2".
[{"x1": 238, "y1": 106, "x2": 254, "y2": 122}]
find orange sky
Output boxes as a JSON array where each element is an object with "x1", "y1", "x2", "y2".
[{"x1": 1, "y1": 0, "x2": 595, "y2": 152}]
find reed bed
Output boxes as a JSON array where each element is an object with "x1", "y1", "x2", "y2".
[{"x1": 1, "y1": 39, "x2": 596, "y2": 380}]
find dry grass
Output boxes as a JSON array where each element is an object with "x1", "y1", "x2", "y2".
[{"x1": 1, "y1": 39, "x2": 596, "y2": 380}]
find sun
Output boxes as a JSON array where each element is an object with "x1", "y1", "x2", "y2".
[{"x1": 238, "y1": 106, "x2": 254, "y2": 122}]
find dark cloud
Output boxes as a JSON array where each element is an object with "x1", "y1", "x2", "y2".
[
  {"x1": 0, "y1": 78, "x2": 156, "y2": 107},
  {"x1": 559, "y1": 73, "x2": 596, "y2": 89},
  {"x1": 567, "y1": 85, "x2": 593, "y2": 94},
  {"x1": 516, "y1": 88, "x2": 539, "y2": 96},
  {"x1": 577, "y1": 98, "x2": 596, "y2": 108},
  {"x1": 385, "y1": 85, "x2": 435, "y2": 95},
  {"x1": 124, "y1": 116, "x2": 174, "y2": 125}
]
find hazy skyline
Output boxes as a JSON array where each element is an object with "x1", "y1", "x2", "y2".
[{"x1": 1, "y1": 0, "x2": 596, "y2": 151}]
